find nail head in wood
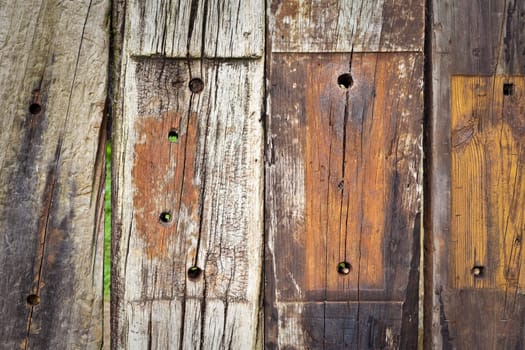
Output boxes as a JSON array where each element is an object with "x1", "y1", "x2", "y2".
[
  {"x1": 26, "y1": 294, "x2": 40, "y2": 306},
  {"x1": 187, "y1": 266, "x2": 202, "y2": 280},
  {"x1": 189, "y1": 78, "x2": 204, "y2": 93}
]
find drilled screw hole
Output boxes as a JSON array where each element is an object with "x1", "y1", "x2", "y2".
[
  {"x1": 26, "y1": 294, "x2": 40, "y2": 306},
  {"x1": 337, "y1": 261, "x2": 352, "y2": 275},
  {"x1": 159, "y1": 211, "x2": 172, "y2": 224},
  {"x1": 503, "y1": 83, "x2": 514, "y2": 96},
  {"x1": 29, "y1": 103, "x2": 42, "y2": 115},
  {"x1": 168, "y1": 130, "x2": 179, "y2": 143},
  {"x1": 472, "y1": 266, "x2": 485, "y2": 277},
  {"x1": 187, "y1": 266, "x2": 203, "y2": 279},
  {"x1": 337, "y1": 73, "x2": 353, "y2": 89},
  {"x1": 189, "y1": 78, "x2": 204, "y2": 93}
]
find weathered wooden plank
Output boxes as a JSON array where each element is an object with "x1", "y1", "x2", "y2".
[
  {"x1": 428, "y1": 0, "x2": 525, "y2": 348},
  {"x1": 451, "y1": 76, "x2": 525, "y2": 290},
  {"x1": 265, "y1": 52, "x2": 423, "y2": 348},
  {"x1": 112, "y1": 12, "x2": 264, "y2": 347},
  {"x1": 127, "y1": 0, "x2": 264, "y2": 58},
  {"x1": 0, "y1": 0, "x2": 108, "y2": 349},
  {"x1": 270, "y1": 0, "x2": 424, "y2": 53}
]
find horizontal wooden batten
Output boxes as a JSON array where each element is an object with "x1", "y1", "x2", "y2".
[
  {"x1": 113, "y1": 56, "x2": 264, "y2": 348},
  {"x1": 274, "y1": 301, "x2": 404, "y2": 349},
  {"x1": 270, "y1": 0, "x2": 424, "y2": 53},
  {"x1": 127, "y1": 0, "x2": 264, "y2": 58}
]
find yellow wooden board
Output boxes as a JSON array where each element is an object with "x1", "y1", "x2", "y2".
[{"x1": 451, "y1": 76, "x2": 525, "y2": 290}]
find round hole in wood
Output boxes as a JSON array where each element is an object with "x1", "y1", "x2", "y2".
[
  {"x1": 159, "y1": 211, "x2": 172, "y2": 224},
  {"x1": 29, "y1": 103, "x2": 42, "y2": 115},
  {"x1": 168, "y1": 130, "x2": 179, "y2": 143},
  {"x1": 187, "y1": 266, "x2": 202, "y2": 279},
  {"x1": 337, "y1": 261, "x2": 352, "y2": 275},
  {"x1": 472, "y1": 266, "x2": 484, "y2": 277},
  {"x1": 189, "y1": 78, "x2": 204, "y2": 93},
  {"x1": 337, "y1": 73, "x2": 353, "y2": 89},
  {"x1": 26, "y1": 294, "x2": 40, "y2": 306}
]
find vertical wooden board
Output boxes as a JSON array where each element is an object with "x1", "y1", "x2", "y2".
[
  {"x1": 428, "y1": 0, "x2": 525, "y2": 348},
  {"x1": 113, "y1": 57, "x2": 263, "y2": 349},
  {"x1": 0, "y1": 1, "x2": 108, "y2": 349},
  {"x1": 127, "y1": 0, "x2": 264, "y2": 58},
  {"x1": 451, "y1": 76, "x2": 525, "y2": 290},
  {"x1": 265, "y1": 52, "x2": 423, "y2": 348},
  {"x1": 269, "y1": 0, "x2": 424, "y2": 52}
]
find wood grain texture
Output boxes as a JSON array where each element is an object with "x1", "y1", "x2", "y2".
[
  {"x1": 428, "y1": 0, "x2": 525, "y2": 348},
  {"x1": 112, "y1": 39, "x2": 264, "y2": 350},
  {"x1": 265, "y1": 52, "x2": 423, "y2": 348},
  {"x1": 451, "y1": 76, "x2": 525, "y2": 290},
  {"x1": 127, "y1": 0, "x2": 264, "y2": 58},
  {"x1": 269, "y1": 0, "x2": 424, "y2": 53},
  {"x1": 0, "y1": 0, "x2": 108, "y2": 349}
]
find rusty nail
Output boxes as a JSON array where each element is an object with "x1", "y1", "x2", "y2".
[
  {"x1": 189, "y1": 78, "x2": 204, "y2": 93},
  {"x1": 26, "y1": 294, "x2": 40, "y2": 306}
]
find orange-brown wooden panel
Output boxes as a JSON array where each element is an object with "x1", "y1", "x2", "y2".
[
  {"x1": 265, "y1": 52, "x2": 423, "y2": 348},
  {"x1": 451, "y1": 76, "x2": 525, "y2": 290}
]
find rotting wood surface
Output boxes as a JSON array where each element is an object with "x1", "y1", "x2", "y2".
[
  {"x1": 265, "y1": 1, "x2": 424, "y2": 349},
  {"x1": 0, "y1": 0, "x2": 109, "y2": 349},
  {"x1": 111, "y1": 1, "x2": 264, "y2": 349},
  {"x1": 427, "y1": 0, "x2": 525, "y2": 349}
]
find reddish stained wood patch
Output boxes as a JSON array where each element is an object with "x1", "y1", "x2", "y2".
[{"x1": 132, "y1": 111, "x2": 200, "y2": 260}]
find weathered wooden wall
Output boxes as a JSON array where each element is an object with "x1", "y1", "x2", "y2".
[
  {"x1": 265, "y1": 1, "x2": 425, "y2": 348},
  {"x1": 427, "y1": 0, "x2": 525, "y2": 348},
  {"x1": 111, "y1": 0, "x2": 264, "y2": 348},
  {"x1": 0, "y1": 0, "x2": 109, "y2": 349}
]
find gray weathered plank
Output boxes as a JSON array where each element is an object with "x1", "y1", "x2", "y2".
[
  {"x1": 0, "y1": 0, "x2": 109, "y2": 348},
  {"x1": 112, "y1": 2, "x2": 264, "y2": 348},
  {"x1": 427, "y1": 0, "x2": 525, "y2": 348},
  {"x1": 270, "y1": 0, "x2": 424, "y2": 53},
  {"x1": 127, "y1": 0, "x2": 264, "y2": 58}
]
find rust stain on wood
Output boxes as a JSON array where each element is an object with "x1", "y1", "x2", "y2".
[
  {"x1": 132, "y1": 111, "x2": 200, "y2": 260},
  {"x1": 451, "y1": 75, "x2": 525, "y2": 290}
]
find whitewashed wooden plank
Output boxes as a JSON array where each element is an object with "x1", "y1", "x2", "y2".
[
  {"x1": 113, "y1": 54, "x2": 264, "y2": 348},
  {"x1": 0, "y1": 0, "x2": 108, "y2": 348},
  {"x1": 127, "y1": 0, "x2": 264, "y2": 58}
]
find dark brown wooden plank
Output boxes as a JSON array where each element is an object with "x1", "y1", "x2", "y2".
[
  {"x1": 0, "y1": 1, "x2": 108, "y2": 349},
  {"x1": 427, "y1": 0, "x2": 525, "y2": 348},
  {"x1": 265, "y1": 52, "x2": 423, "y2": 348}
]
